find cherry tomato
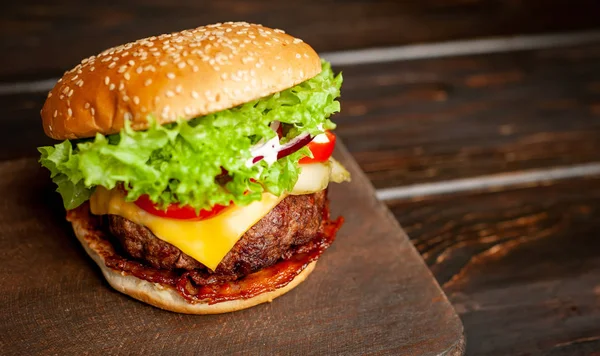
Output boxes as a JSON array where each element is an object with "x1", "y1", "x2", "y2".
[
  {"x1": 134, "y1": 194, "x2": 230, "y2": 220},
  {"x1": 299, "y1": 131, "x2": 336, "y2": 164}
]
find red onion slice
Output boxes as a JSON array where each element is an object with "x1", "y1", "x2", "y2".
[
  {"x1": 249, "y1": 132, "x2": 313, "y2": 165},
  {"x1": 276, "y1": 133, "x2": 312, "y2": 160},
  {"x1": 270, "y1": 120, "x2": 281, "y2": 132}
]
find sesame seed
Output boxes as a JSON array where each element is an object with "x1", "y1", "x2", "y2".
[
  {"x1": 119, "y1": 82, "x2": 125, "y2": 90},
  {"x1": 144, "y1": 79, "x2": 153, "y2": 86},
  {"x1": 128, "y1": 60, "x2": 135, "y2": 66},
  {"x1": 178, "y1": 62, "x2": 186, "y2": 69},
  {"x1": 68, "y1": 89, "x2": 74, "y2": 97},
  {"x1": 84, "y1": 103, "x2": 90, "y2": 109},
  {"x1": 295, "y1": 53, "x2": 301, "y2": 59},
  {"x1": 124, "y1": 73, "x2": 131, "y2": 80},
  {"x1": 91, "y1": 107, "x2": 95, "y2": 115},
  {"x1": 175, "y1": 85, "x2": 182, "y2": 93},
  {"x1": 118, "y1": 66, "x2": 127, "y2": 73},
  {"x1": 166, "y1": 90, "x2": 175, "y2": 97},
  {"x1": 123, "y1": 95, "x2": 129, "y2": 102},
  {"x1": 124, "y1": 112, "x2": 132, "y2": 121},
  {"x1": 191, "y1": 91, "x2": 199, "y2": 99},
  {"x1": 47, "y1": 92, "x2": 53, "y2": 98},
  {"x1": 104, "y1": 77, "x2": 110, "y2": 85},
  {"x1": 293, "y1": 38, "x2": 303, "y2": 44},
  {"x1": 184, "y1": 107, "x2": 192, "y2": 115},
  {"x1": 109, "y1": 83, "x2": 116, "y2": 91},
  {"x1": 133, "y1": 96, "x2": 140, "y2": 105},
  {"x1": 167, "y1": 72, "x2": 175, "y2": 79},
  {"x1": 108, "y1": 62, "x2": 117, "y2": 68},
  {"x1": 136, "y1": 67, "x2": 143, "y2": 74},
  {"x1": 53, "y1": 110, "x2": 58, "y2": 118},
  {"x1": 67, "y1": 108, "x2": 73, "y2": 116}
]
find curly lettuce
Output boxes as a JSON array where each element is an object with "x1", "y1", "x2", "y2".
[{"x1": 39, "y1": 61, "x2": 343, "y2": 210}]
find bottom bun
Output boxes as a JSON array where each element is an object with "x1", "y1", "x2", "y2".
[{"x1": 70, "y1": 211, "x2": 317, "y2": 314}]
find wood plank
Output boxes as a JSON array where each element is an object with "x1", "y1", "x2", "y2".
[
  {"x1": 0, "y1": 144, "x2": 464, "y2": 355},
  {"x1": 335, "y1": 42, "x2": 600, "y2": 188},
  {"x1": 388, "y1": 176, "x2": 600, "y2": 355},
  {"x1": 0, "y1": 93, "x2": 53, "y2": 161},
  {"x1": 3, "y1": 0, "x2": 600, "y2": 78}
]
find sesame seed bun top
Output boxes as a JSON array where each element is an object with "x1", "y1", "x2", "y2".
[{"x1": 41, "y1": 22, "x2": 322, "y2": 140}]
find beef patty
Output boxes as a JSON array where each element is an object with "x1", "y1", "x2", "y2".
[{"x1": 107, "y1": 191, "x2": 327, "y2": 278}]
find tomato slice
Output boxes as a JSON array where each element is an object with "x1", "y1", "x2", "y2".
[
  {"x1": 134, "y1": 194, "x2": 230, "y2": 220},
  {"x1": 299, "y1": 131, "x2": 336, "y2": 164}
]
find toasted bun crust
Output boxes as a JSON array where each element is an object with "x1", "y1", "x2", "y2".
[
  {"x1": 69, "y1": 207, "x2": 316, "y2": 314},
  {"x1": 42, "y1": 22, "x2": 321, "y2": 140}
]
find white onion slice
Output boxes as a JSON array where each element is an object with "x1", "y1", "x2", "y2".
[
  {"x1": 291, "y1": 162, "x2": 331, "y2": 195},
  {"x1": 290, "y1": 159, "x2": 351, "y2": 195}
]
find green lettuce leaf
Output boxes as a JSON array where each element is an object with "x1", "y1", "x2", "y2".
[{"x1": 38, "y1": 61, "x2": 342, "y2": 210}]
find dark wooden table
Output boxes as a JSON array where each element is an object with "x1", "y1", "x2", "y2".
[{"x1": 3, "y1": 1, "x2": 600, "y2": 354}]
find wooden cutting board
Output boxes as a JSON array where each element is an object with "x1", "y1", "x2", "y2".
[{"x1": 0, "y1": 143, "x2": 464, "y2": 355}]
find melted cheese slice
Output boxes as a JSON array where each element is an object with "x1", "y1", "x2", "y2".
[{"x1": 90, "y1": 186, "x2": 285, "y2": 270}]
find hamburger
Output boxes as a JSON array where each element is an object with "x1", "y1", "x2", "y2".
[{"x1": 38, "y1": 22, "x2": 349, "y2": 314}]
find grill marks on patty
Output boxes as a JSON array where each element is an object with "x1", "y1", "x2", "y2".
[{"x1": 107, "y1": 191, "x2": 327, "y2": 279}]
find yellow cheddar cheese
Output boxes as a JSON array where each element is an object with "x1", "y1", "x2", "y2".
[{"x1": 90, "y1": 186, "x2": 285, "y2": 270}]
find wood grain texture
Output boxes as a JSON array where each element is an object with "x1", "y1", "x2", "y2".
[
  {"x1": 388, "y1": 176, "x2": 600, "y2": 355},
  {"x1": 3, "y1": 0, "x2": 600, "y2": 78},
  {"x1": 336, "y1": 43, "x2": 600, "y2": 188},
  {"x1": 0, "y1": 144, "x2": 464, "y2": 355}
]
